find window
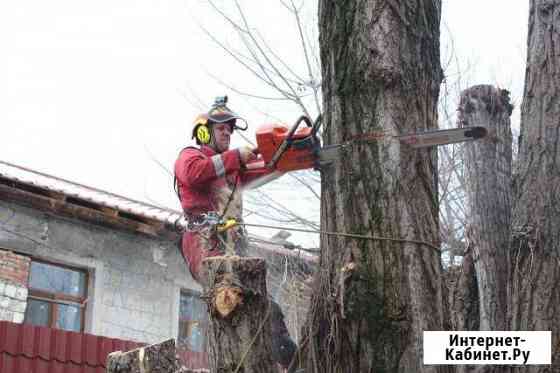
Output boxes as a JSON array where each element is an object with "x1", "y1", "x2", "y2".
[
  {"x1": 24, "y1": 260, "x2": 88, "y2": 332},
  {"x1": 178, "y1": 290, "x2": 208, "y2": 352}
]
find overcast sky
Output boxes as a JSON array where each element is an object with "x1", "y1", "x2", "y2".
[{"x1": 0, "y1": 0, "x2": 529, "y2": 246}]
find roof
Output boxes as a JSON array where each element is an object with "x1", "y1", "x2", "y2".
[{"x1": 0, "y1": 160, "x2": 183, "y2": 227}]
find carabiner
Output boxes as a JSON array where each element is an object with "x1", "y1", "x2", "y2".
[{"x1": 217, "y1": 218, "x2": 238, "y2": 232}]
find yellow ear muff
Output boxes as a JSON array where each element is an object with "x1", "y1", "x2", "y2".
[{"x1": 196, "y1": 125, "x2": 211, "y2": 144}]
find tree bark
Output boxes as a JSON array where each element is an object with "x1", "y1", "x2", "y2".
[
  {"x1": 455, "y1": 85, "x2": 513, "y2": 373},
  {"x1": 459, "y1": 85, "x2": 513, "y2": 334},
  {"x1": 304, "y1": 1, "x2": 449, "y2": 372},
  {"x1": 106, "y1": 339, "x2": 177, "y2": 373},
  {"x1": 512, "y1": 0, "x2": 560, "y2": 370},
  {"x1": 446, "y1": 251, "x2": 478, "y2": 373},
  {"x1": 201, "y1": 256, "x2": 275, "y2": 373}
]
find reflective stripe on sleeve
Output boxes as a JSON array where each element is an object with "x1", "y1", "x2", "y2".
[{"x1": 211, "y1": 154, "x2": 226, "y2": 177}]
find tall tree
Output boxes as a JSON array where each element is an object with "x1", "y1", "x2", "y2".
[
  {"x1": 302, "y1": 1, "x2": 449, "y2": 371},
  {"x1": 512, "y1": 0, "x2": 560, "y2": 370}
]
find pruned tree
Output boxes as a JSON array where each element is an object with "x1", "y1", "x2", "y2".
[
  {"x1": 459, "y1": 85, "x2": 513, "y2": 334},
  {"x1": 299, "y1": 1, "x2": 450, "y2": 372},
  {"x1": 455, "y1": 85, "x2": 513, "y2": 373},
  {"x1": 511, "y1": 0, "x2": 560, "y2": 369}
]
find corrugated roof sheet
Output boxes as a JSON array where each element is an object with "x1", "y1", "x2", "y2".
[
  {"x1": 0, "y1": 321, "x2": 143, "y2": 373},
  {"x1": 0, "y1": 160, "x2": 185, "y2": 228}
]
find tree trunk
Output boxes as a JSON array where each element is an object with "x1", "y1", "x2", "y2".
[
  {"x1": 106, "y1": 339, "x2": 178, "y2": 373},
  {"x1": 456, "y1": 85, "x2": 513, "y2": 373},
  {"x1": 448, "y1": 250, "x2": 479, "y2": 332},
  {"x1": 459, "y1": 85, "x2": 513, "y2": 333},
  {"x1": 512, "y1": 0, "x2": 560, "y2": 370},
  {"x1": 446, "y1": 251, "x2": 478, "y2": 373},
  {"x1": 201, "y1": 256, "x2": 275, "y2": 373},
  {"x1": 303, "y1": 1, "x2": 448, "y2": 372}
]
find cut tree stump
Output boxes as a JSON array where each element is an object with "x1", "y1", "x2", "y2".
[
  {"x1": 201, "y1": 256, "x2": 275, "y2": 373},
  {"x1": 106, "y1": 339, "x2": 178, "y2": 373}
]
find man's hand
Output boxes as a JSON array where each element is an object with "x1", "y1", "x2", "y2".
[{"x1": 238, "y1": 146, "x2": 258, "y2": 165}]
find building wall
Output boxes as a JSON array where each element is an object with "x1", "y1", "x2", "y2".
[
  {"x1": 0, "y1": 200, "x2": 198, "y2": 344},
  {"x1": 0, "y1": 199, "x2": 312, "y2": 351},
  {"x1": 0, "y1": 250, "x2": 30, "y2": 323},
  {"x1": 256, "y1": 247, "x2": 313, "y2": 343}
]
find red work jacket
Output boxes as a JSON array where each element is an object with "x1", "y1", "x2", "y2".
[{"x1": 174, "y1": 145, "x2": 270, "y2": 281}]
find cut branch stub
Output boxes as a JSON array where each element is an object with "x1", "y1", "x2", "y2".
[
  {"x1": 214, "y1": 284, "x2": 243, "y2": 318},
  {"x1": 201, "y1": 256, "x2": 275, "y2": 373}
]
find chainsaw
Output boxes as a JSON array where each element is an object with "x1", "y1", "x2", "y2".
[
  {"x1": 185, "y1": 116, "x2": 485, "y2": 234},
  {"x1": 244, "y1": 115, "x2": 487, "y2": 186}
]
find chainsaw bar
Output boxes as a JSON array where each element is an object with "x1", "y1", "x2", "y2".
[
  {"x1": 318, "y1": 126, "x2": 487, "y2": 165},
  {"x1": 398, "y1": 126, "x2": 487, "y2": 148}
]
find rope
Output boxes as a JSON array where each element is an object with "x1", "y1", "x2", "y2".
[{"x1": 239, "y1": 222, "x2": 441, "y2": 253}]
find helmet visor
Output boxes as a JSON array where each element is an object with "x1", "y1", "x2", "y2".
[{"x1": 207, "y1": 106, "x2": 242, "y2": 123}]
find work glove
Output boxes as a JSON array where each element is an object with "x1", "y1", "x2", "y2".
[{"x1": 238, "y1": 146, "x2": 258, "y2": 165}]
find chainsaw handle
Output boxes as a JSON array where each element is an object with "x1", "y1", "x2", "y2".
[
  {"x1": 294, "y1": 115, "x2": 313, "y2": 129},
  {"x1": 311, "y1": 114, "x2": 323, "y2": 138},
  {"x1": 266, "y1": 115, "x2": 313, "y2": 169}
]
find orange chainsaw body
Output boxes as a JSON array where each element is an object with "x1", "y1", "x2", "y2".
[{"x1": 255, "y1": 122, "x2": 317, "y2": 172}]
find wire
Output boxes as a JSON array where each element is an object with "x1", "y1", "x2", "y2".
[
  {"x1": 240, "y1": 222, "x2": 441, "y2": 253},
  {"x1": 180, "y1": 212, "x2": 440, "y2": 253},
  {"x1": 247, "y1": 236, "x2": 320, "y2": 253}
]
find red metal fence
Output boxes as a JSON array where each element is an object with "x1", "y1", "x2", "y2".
[
  {"x1": 0, "y1": 321, "x2": 143, "y2": 373},
  {"x1": 0, "y1": 321, "x2": 209, "y2": 373}
]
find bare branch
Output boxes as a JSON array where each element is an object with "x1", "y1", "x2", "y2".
[
  {"x1": 288, "y1": 0, "x2": 322, "y2": 114},
  {"x1": 205, "y1": 71, "x2": 296, "y2": 101},
  {"x1": 233, "y1": 0, "x2": 310, "y2": 116},
  {"x1": 198, "y1": 25, "x2": 292, "y2": 96}
]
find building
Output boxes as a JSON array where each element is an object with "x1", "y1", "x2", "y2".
[{"x1": 0, "y1": 160, "x2": 314, "y2": 370}]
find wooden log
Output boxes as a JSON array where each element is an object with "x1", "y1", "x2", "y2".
[
  {"x1": 201, "y1": 256, "x2": 275, "y2": 373},
  {"x1": 106, "y1": 339, "x2": 178, "y2": 373}
]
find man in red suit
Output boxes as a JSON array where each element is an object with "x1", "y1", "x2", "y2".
[
  {"x1": 174, "y1": 96, "x2": 297, "y2": 372},
  {"x1": 174, "y1": 96, "x2": 265, "y2": 281}
]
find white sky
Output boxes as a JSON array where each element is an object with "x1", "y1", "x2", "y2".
[{"x1": 0, "y1": 0, "x2": 529, "y2": 247}]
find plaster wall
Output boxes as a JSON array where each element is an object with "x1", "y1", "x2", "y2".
[{"x1": 0, "y1": 200, "x2": 198, "y2": 344}]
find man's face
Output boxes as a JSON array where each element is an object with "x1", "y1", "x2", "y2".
[{"x1": 212, "y1": 122, "x2": 233, "y2": 153}]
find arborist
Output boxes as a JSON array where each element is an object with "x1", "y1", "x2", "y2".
[{"x1": 174, "y1": 96, "x2": 297, "y2": 373}]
